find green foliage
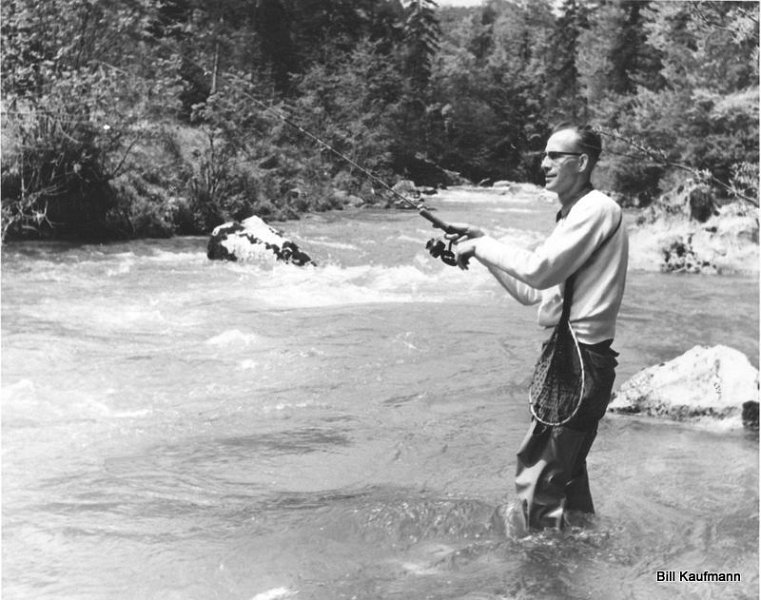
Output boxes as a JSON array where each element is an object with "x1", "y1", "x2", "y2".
[
  {"x1": 292, "y1": 39, "x2": 401, "y2": 178},
  {"x1": 426, "y1": 0, "x2": 556, "y2": 182},
  {"x1": 1, "y1": 0, "x2": 181, "y2": 240},
  {"x1": 728, "y1": 161, "x2": 759, "y2": 206},
  {"x1": 108, "y1": 169, "x2": 178, "y2": 239},
  {"x1": 593, "y1": 1, "x2": 759, "y2": 205},
  {"x1": 1, "y1": 66, "x2": 180, "y2": 240},
  {"x1": 578, "y1": 1, "x2": 664, "y2": 111},
  {"x1": 545, "y1": 0, "x2": 590, "y2": 122},
  {"x1": 1, "y1": 0, "x2": 758, "y2": 241},
  {"x1": 402, "y1": 0, "x2": 441, "y2": 90}
]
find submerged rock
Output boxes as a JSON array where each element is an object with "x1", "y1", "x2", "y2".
[
  {"x1": 207, "y1": 216, "x2": 315, "y2": 266},
  {"x1": 609, "y1": 345, "x2": 759, "y2": 429}
]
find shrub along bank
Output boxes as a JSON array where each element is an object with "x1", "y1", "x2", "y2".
[{"x1": 1, "y1": 111, "x2": 370, "y2": 242}]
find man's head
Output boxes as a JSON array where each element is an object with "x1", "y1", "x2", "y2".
[{"x1": 541, "y1": 123, "x2": 602, "y2": 204}]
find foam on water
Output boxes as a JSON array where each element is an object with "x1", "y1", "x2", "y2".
[
  {"x1": 412, "y1": 223, "x2": 544, "y2": 246},
  {"x1": 432, "y1": 184, "x2": 554, "y2": 206},
  {"x1": 395, "y1": 233, "x2": 426, "y2": 243},
  {"x1": 231, "y1": 262, "x2": 499, "y2": 308},
  {"x1": 105, "y1": 258, "x2": 134, "y2": 276},
  {"x1": 492, "y1": 206, "x2": 538, "y2": 214},
  {"x1": 4, "y1": 377, "x2": 36, "y2": 398},
  {"x1": 205, "y1": 329, "x2": 263, "y2": 347},
  {"x1": 262, "y1": 400, "x2": 329, "y2": 413},
  {"x1": 56, "y1": 303, "x2": 171, "y2": 332},
  {"x1": 491, "y1": 228, "x2": 546, "y2": 247},
  {"x1": 145, "y1": 250, "x2": 207, "y2": 264},
  {"x1": 237, "y1": 359, "x2": 260, "y2": 370},
  {"x1": 250, "y1": 587, "x2": 297, "y2": 600},
  {"x1": 1, "y1": 379, "x2": 154, "y2": 431},
  {"x1": 306, "y1": 238, "x2": 360, "y2": 251}
]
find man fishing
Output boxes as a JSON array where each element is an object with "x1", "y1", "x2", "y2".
[{"x1": 444, "y1": 123, "x2": 628, "y2": 532}]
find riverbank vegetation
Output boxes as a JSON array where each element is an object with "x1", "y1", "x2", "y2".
[{"x1": 1, "y1": 0, "x2": 758, "y2": 241}]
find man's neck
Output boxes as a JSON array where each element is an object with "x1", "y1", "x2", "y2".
[{"x1": 558, "y1": 182, "x2": 593, "y2": 216}]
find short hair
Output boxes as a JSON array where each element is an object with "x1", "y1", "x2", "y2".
[{"x1": 552, "y1": 122, "x2": 602, "y2": 165}]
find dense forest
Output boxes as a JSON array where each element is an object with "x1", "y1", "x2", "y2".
[{"x1": 1, "y1": 0, "x2": 758, "y2": 241}]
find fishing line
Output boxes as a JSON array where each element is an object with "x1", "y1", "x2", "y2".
[
  {"x1": 120, "y1": 27, "x2": 461, "y2": 230},
  {"x1": 221, "y1": 73, "x2": 460, "y2": 232},
  {"x1": 9, "y1": 22, "x2": 755, "y2": 211}
]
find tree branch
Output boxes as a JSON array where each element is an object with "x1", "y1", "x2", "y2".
[{"x1": 598, "y1": 128, "x2": 759, "y2": 207}]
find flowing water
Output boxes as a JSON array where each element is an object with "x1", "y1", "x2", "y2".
[{"x1": 2, "y1": 187, "x2": 758, "y2": 600}]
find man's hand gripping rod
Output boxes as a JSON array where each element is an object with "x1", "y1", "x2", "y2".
[
  {"x1": 381, "y1": 194, "x2": 467, "y2": 267},
  {"x1": 417, "y1": 208, "x2": 470, "y2": 267},
  {"x1": 381, "y1": 190, "x2": 468, "y2": 267}
]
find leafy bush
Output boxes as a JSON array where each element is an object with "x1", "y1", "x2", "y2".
[
  {"x1": 1, "y1": 0, "x2": 182, "y2": 240},
  {"x1": 108, "y1": 171, "x2": 177, "y2": 239},
  {"x1": 1, "y1": 100, "x2": 116, "y2": 240}
]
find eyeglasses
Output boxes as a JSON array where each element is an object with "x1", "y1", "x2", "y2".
[{"x1": 541, "y1": 151, "x2": 583, "y2": 161}]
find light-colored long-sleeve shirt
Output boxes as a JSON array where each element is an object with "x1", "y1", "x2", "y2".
[{"x1": 472, "y1": 189, "x2": 628, "y2": 345}]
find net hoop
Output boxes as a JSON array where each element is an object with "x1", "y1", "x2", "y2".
[{"x1": 528, "y1": 321, "x2": 586, "y2": 426}]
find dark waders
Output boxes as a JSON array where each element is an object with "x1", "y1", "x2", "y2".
[{"x1": 514, "y1": 341, "x2": 619, "y2": 532}]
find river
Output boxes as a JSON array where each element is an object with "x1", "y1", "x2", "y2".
[{"x1": 2, "y1": 187, "x2": 758, "y2": 600}]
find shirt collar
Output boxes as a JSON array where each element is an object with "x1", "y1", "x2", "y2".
[{"x1": 556, "y1": 186, "x2": 594, "y2": 221}]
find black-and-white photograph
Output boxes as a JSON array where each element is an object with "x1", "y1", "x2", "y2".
[{"x1": 2, "y1": 1, "x2": 758, "y2": 598}]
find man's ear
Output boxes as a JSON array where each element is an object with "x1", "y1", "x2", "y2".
[{"x1": 577, "y1": 153, "x2": 590, "y2": 173}]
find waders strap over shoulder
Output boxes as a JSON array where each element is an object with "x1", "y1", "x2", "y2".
[{"x1": 561, "y1": 211, "x2": 623, "y2": 318}]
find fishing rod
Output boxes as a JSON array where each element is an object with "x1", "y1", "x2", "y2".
[
  {"x1": 120, "y1": 31, "x2": 470, "y2": 260},
  {"x1": 7, "y1": 46, "x2": 469, "y2": 262},
  {"x1": 225, "y1": 74, "x2": 468, "y2": 240}
]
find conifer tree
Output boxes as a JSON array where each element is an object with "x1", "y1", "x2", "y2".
[{"x1": 545, "y1": 0, "x2": 590, "y2": 122}]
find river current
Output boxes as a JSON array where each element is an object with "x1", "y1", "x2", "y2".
[{"x1": 2, "y1": 187, "x2": 758, "y2": 599}]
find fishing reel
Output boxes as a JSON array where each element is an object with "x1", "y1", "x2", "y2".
[
  {"x1": 426, "y1": 237, "x2": 458, "y2": 267},
  {"x1": 421, "y1": 209, "x2": 471, "y2": 268}
]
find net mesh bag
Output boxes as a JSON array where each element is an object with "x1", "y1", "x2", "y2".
[{"x1": 528, "y1": 282, "x2": 585, "y2": 426}]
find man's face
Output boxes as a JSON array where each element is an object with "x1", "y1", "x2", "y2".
[{"x1": 541, "y1": 130, "x2": 585, "y2": 200}]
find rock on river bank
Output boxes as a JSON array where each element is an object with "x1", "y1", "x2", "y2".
[
  {"x1": 625, "y1": 182, "x2": 758, "y2": 274},
  {"x1": 609, "y1": 345, "x2": 759, "y2": 429}
]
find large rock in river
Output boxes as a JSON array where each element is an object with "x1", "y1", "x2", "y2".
[
  {"x1": 207, "y1": 216, "x2": 315, "y2": 266},
  {"x1": 608, "y1": 345, "x2": 759, "y2": 429}
]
